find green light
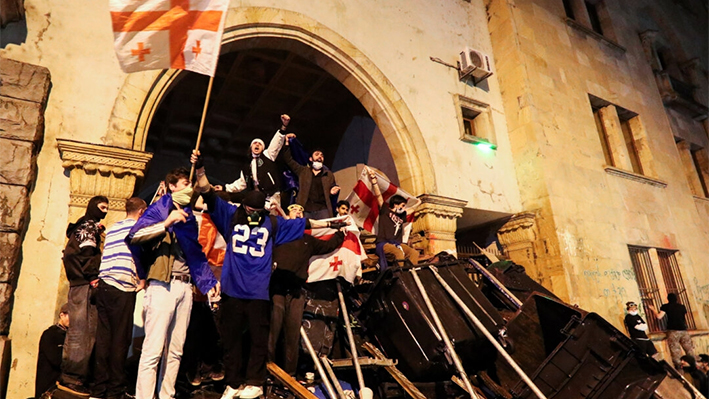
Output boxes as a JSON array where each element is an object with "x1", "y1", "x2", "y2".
[{"x1": 474, "y1": 141, "x2": 496, "y2": 152}]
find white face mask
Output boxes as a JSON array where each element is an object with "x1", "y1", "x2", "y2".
[
  {"x1": 628, "y1": 310, "x2": 638, "y2": 316},
  {"x1": 311, "y1": 161, "x2": 323, "y2": 170}
]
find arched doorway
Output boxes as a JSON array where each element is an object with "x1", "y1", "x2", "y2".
[
  {"x1": 138, "y1": 47, "x2": 400, "y2": 201},
  {"x1": 107, "y1": 7, "x2": 435, "y2": 197}
]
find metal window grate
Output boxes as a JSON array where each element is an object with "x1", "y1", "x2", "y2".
[
  {"x1": 657, "y1": 249, "x2": 696, "y2": 330},
  {"x1": 628, "y1": 246, "x2": 664, "y2": 332}
]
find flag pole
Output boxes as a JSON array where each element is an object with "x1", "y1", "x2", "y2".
[{"x1": 189, "y1": 74, "x2": 215, "y2": 181}]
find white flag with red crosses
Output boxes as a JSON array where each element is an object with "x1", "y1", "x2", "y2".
[
  {"x1": 110, "y1": 0, "x2": 228, "y2": 77},
  {"x1": 306, "y1": 216, "x2": 366, "y2": 284},
  {"x1": 344, "y1": 167, "x2": 420, "y2": 235}
]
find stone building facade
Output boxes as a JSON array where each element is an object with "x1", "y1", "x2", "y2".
[{"x1": 0, "y1": 0, "x2": 706, "y2": 395}]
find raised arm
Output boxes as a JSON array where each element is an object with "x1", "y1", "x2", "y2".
[
  {"x1": 264, "y1": 114, "x2": 295, "y2": 161},
  {"x1": 368, "y1": 168, "x2": 384, "y2": 207},
  {"x1": 646, "y1": 304, "x2": 666, "y2": 319},
  {"x1": 282, "y1": 146, "x2": 308, "y2": 176}
]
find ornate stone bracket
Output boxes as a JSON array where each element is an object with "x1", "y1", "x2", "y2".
[
  {"x1": 412, "y1": 194, "x2": 467, "y2": 255},
  {"x1": 57, "y1": 139, "x2": 152, "y2": 217},
  {"x1": 497, "y1": 212, "x2": 539, "y2": 276}
]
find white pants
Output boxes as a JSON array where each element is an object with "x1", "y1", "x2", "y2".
[{"x1": 136, "y1": 279, "x2": 193, "y2": 399}]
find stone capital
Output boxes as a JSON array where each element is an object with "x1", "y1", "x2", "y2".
[
  {"x1": 412, "y1": 194, "x2": 467, "y2": 255},
  {"x1": 57, "y1": 139, "x2": 152, "y2": 216},
  {"x1": 497, "y1": 211, "x2": 538, "y2": 249}
]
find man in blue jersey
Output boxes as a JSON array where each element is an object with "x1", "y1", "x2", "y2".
[
  {"x1": 93, "y1": 197, "x2": 147, "y2": 399},
  {"x1": 191, "y1": 150, "x2": 345, "y2": 399}
]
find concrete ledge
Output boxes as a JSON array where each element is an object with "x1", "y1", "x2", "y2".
[
  {"x1": 604, "y1": 166, "x2": 668, "y2": 188},
  {"x1": 564, "y1": 17, "x2": 626, "y2": 53}
]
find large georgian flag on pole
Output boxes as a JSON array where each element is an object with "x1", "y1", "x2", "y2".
[
  {"x1": 306, "y1": 216, "x2": 367, "y2": 284},
  {"x1": 344, "y1": 167, "x2": 421, "y2": 234},
  {"x1": 110, "y1": 0, "x2": 228, "y2": 76}
]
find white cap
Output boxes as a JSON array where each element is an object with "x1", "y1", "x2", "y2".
[{"x1": 250, "y1": 138, "x2": 265, "y2": 147}]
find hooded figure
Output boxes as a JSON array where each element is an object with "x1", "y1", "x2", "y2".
[
  {"x1": 681, "y1": 355, "x2": 709, "y2": 396},
  {"x1": 63, "y1": 195, "x2": 108, "y2": 286}
]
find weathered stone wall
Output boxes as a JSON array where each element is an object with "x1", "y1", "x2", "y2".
[
  {"x1": 488, "y1": 0, "x2": 709, "y2": 343},
  {"x1": 0, "y1": 57, "x2": 49, "y2": 333}
]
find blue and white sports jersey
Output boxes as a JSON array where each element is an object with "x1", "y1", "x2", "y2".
[{"x1": 209, "y1": 196, "x2": 305, "y2": 300}]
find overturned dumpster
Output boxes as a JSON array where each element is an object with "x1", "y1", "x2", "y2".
[{"x1": 357, "y1": 259, "x2": 700, "y2": 399}]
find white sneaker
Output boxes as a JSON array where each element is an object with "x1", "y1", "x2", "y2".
[
  {"x1": 221, "y1": 384, "x2": 244, "y2": 399},
  {"x1": 239, "y1": 385, "x2": 263, "y2": 399}
]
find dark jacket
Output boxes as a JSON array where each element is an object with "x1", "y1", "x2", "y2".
[
  {"x1": 35, "y1": 324, "x2": 67, "y2": 397},
  {"x1": 271, "y1": 231, "x2": 344, "y2": 297},
  {"x1": 283, "y1": 147, "x2": 337, "y2": 217},
  {"x1": 238, "y1": 156, "x2": 282, "y2": 197},
  {"x1": 62, "y1": 218, "x2": 104, "y2": 286}
]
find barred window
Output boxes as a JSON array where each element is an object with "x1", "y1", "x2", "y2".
[{"x1": 657, "y1": 249, "x2": 696, "y2": 330}]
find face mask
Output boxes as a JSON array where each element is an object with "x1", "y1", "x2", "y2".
[
  {"x1": 395, "y1": 207, "x2": 406, "y2": 216},
  {"x1": 86, "y1": 198, "x2": 108, "y2": 221},
  {"x1": 311, "y1": 161, "x2": 323, "y2": 170},
  {"x1": 628, "y1": 310, "x2": 638, "y2": 316},
  {"x1": 172, "y1": 186, "x2": 194, "y2": 206}
]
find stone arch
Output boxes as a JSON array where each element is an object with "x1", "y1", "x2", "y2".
[{"x1": 104, "y1": 7, "x2": 436, "y2": 195}]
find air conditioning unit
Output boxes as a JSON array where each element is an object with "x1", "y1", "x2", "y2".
[{"x1": 459, "y1": 47, "x2": 493, "y2": 82}]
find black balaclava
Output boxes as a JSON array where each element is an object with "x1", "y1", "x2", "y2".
[{"x1": 86, "y1": 195, "x2": 109, "y2": 221}]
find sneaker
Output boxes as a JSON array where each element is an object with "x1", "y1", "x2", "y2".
[
  {"x1": 186, "y1": 369, "x2": 202, "y2": 386},
  {"x1": 221, "y1": 385, "x2": 244, "y2": 399},
  {"x1": 239, "y1": 385, "x2": 263, "y2": 399},
  {"x1": 57, "y1": 381, "x2": 91, "y2": 397},
  {"x1": 203, "y1": 368, "x2": 225, "y2": 382}
]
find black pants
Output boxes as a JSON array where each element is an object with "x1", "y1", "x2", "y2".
[
  {"x1": 220, "y1": 295, "x2": 270, "y2": 387},
  {"x1": 268, "y1": 293, "x2": 306, "y2": 375},
  {"x1": 182, "y1": 301, "x2": 222, "y2": 376},
  {"x1": 93, "y1": 280, "x2": 136, "y2": 397},
  {"x1": 60, "y1": 284, "x2": 97, "y2": 386}
]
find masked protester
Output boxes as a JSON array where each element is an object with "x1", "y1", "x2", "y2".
[
  {"x1": 283, "y1": 140, "x2": 340, "y2": 220},
  {"x1": 127, "y1": 167, "x2": 220, "y2": 399},
  {"x1": 57, "y1": 195, "x2": 108, "y2": 397},
  {"x1": 191, "y1": 150, "x2": 346, "y2": 399},
  {"x1": 623, "y1": 301, "x2": 658, "y2": 358},
  {"x1": 680, "y1": 355, "x2": 709, "y2": 396}
]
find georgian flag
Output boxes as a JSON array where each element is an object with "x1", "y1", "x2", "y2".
[
  {"x1": 344, "y1": 168, "x2": 421, "y2": 236},
  {"x1": 306, "y1": 216, "x2": 366, "y2": 284},
  {"x1": 110, "y1": 0, "x2": 228, "y2": 76}
]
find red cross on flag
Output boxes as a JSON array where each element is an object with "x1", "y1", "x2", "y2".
[
  {"x1": 110, "y1": 0, "x2": 228, "y2": 77},
  {"x1": 306, "y1": 216, "x2": 367, "y2": 284},
  {"x1": 344, "y1": 167, "x2": 421, "y2": 235}
]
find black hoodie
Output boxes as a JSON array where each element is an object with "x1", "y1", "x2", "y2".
[{"x1": 62, "y1": 196, "x2": 107, "y2": 286}]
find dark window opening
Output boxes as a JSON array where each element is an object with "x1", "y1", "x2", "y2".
[
  {"x1": 462, "y1": 107, "x2": 481, "y2": 137},
  {"x1": 585, "y1": 1, "x2": 603, "y2": 35},
  {"x1": 657, "y1": 249, "x2": 696, "y2": 330},
  {"x1": 691, "y1": 149, "x2": 709, "y2": 197},
  {"x1": 562, "y1": 0, "x2": 576, "y2": 19}
]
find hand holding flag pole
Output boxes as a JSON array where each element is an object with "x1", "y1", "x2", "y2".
[{"x1": 189, "y1": 75, "x2": 215, "y2": 181}]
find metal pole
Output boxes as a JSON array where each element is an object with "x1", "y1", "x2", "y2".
[
  {"x1": 337, "y1": 281, "x2": 368, "y2": 398},
  {"x1": 429, "y1": 265, "x2": 548, "y2": 399},
  {"x1": 300, "y1": 326, "x2": 338, "y2": 399},
  {"x1": 321, "y1": 356, "x2": 347, "y2": 399},
  {"x1": 467, "y1": 258, "x2": 523, "y2": 309},
  {"x1": 409, "y1": 268, "x2": 480, "y2": 399}
]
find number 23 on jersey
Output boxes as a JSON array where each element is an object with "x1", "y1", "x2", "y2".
[{"x1": 232, "y1": 225, "x2": 270, "y2": 257}]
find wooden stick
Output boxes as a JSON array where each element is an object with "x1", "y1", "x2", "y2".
[
  {"x1": 362, "y1": 342, "x2": 426, "y2": 399},
  {"x1": 189, "y1": 74, "x2": 215, "y2": 181},
  {"x1": 267, "y1": 361, "x2": 319, "y2": 399},
  {"x1": 473, "y1": 242, "x2": 500, "y2": 263}
]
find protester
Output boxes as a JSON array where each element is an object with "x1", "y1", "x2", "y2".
[
  {"x1": 336, "y1": 200, "x2": 350, "y2": 217},
  {"x1": 698, "y1": 354, "x2": 709, "y2": 375},
  {"x1": 223, "y1": 114, "x2": 295, "y2": 211},
  {"x1": 128, "y1": 168, "x2": 220, "y2": 399},
  {"x1": 93, "y1": 197, "x2": 147, "y2": 399},
  {"x1": 268, "y1": 203, "x2": 345, "y2": 375},
  {"x1": 191, "y1": 150, "x2": 346, "y2": 399},
  {"x1": 680, "y1": 355, "x2": 708, "y2": 396},
  {"x1": 283, "y1": 140, "x2": 340, "y2": 220},
  {"x1": 368, "y1": 170, "x2": 419, "y2": 269},
  {"x1": 623, "y1": 301, "x2": 658, "y2": 358},
  {"x1": 647, "y1": 293, "x2": 696, "y2": 369},
  {"x1": 36, "y1": 304, "x2": 69, "y2": 398},
  {"x1": 57, "y1": 195, "x2": 108, "y2": 396}
]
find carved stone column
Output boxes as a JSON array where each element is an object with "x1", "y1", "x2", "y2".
[
  {"x1": 497, "y1": 212, "x2": 539, "y2": 274},
  {"x1": 412, "y1": 194, "x2": 467, "y2": 256},
  {"x1": 57, "y1": 139, "x2": 152, "y2": 224}
]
